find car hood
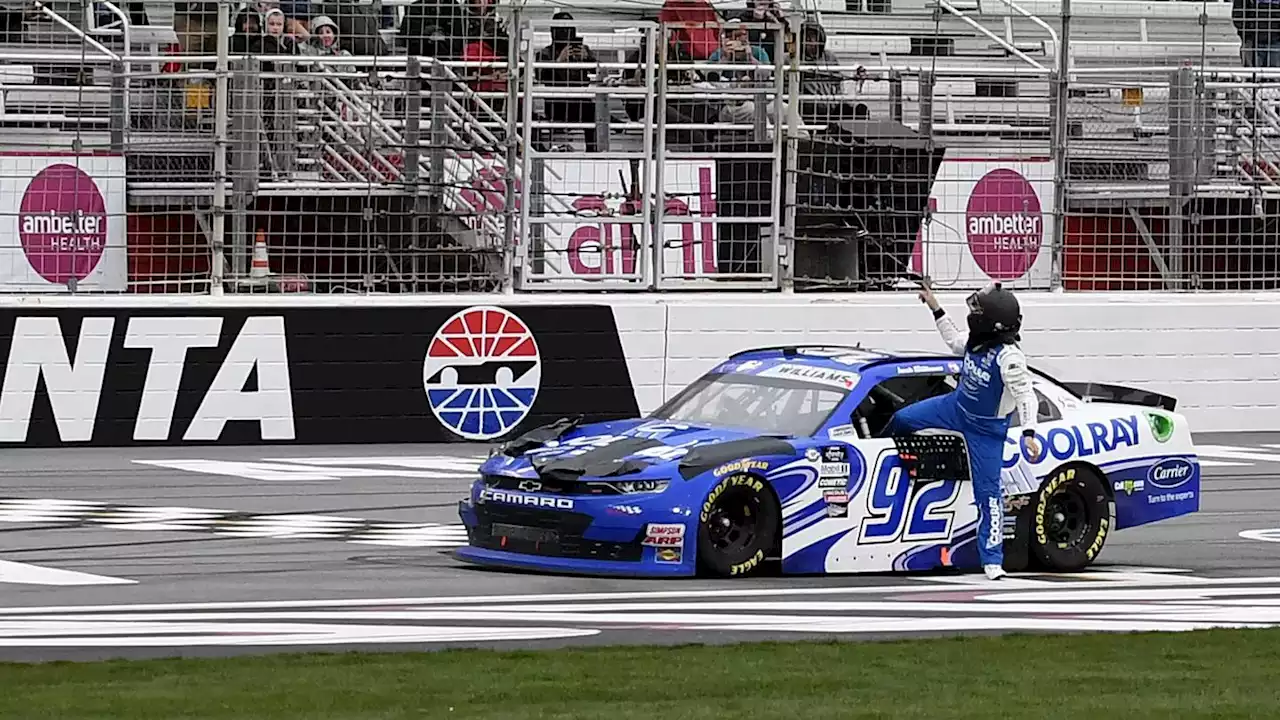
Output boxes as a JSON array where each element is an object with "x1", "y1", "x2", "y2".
[{"x1": 480, "y1": 418, "x2": 801, "y2": 482}]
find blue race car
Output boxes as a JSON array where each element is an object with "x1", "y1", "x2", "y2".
[{"x1": 456, "y1": 345, "x2": 1200, "y2": 578}]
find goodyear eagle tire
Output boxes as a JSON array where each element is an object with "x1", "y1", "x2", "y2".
[
  {"x1": 1031, "y1": 466, "x2": 1115, "y2": 572},
  {"x1": 696, "y1": 473, "x2": 780, "y2": 578}
]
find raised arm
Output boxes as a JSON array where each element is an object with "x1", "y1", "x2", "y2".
[
  {"x1": 931, "y1": 307, "x2": 968, "y2": 355},
  {"x1": 918, "y1": 284, "x2": 968, "y2": 355}
]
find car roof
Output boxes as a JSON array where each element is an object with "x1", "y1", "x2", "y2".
[{"x1": 726, "y1": 345, "x2": 953, "y2": 371}]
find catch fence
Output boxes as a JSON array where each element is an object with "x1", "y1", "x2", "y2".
[{"x1": 1, "y1": 0, "x2": 1276, "y2": 293}]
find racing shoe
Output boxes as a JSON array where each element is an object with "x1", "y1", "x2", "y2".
[{"x1": 983, "y1": 564, "x2": 1008, "y2": 580}]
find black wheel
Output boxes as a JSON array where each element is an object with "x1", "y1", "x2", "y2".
[
  {"x1": 696, "y1": 473, "x2": 780, "y2": 577},
  {"x1": 1031, "y1": 465, "x2": 1115, "y2": 572}
]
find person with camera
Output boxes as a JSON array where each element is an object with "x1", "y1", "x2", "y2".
[
  {"x1": 535, "y1": 11, "x2": 599, "y2": 151},
  {"x1": 706, "y1": 19, "x2": 771, "y2": 129}
]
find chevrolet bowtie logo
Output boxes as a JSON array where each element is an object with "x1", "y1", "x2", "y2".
[{"x1": 518, "y1": 480, "x2": 542, "y2": 492}]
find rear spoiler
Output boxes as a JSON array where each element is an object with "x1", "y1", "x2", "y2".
[{"x1": 1061, "y1": 382, "x2": 1177, "y2": 412}]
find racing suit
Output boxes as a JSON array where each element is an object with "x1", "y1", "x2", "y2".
[{"x1": 884, "y1": 308, "x2": 1038, "y2": 570}]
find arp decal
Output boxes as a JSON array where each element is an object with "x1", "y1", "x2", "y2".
[{"x1": 641, "y1": 523, "x2": 686, "y2": 547}]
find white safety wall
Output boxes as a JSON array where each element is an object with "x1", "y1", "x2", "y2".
[
  {"x1": 3, "y1": 292, "x2": 1274, "y2": 434},
  {"x1": 611, "y1": 292, "x2": 1280, "y2": 433}
]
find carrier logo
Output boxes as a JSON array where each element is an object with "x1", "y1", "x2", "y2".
[
  {"x1": 1147, "y1": 458, "x2": 1194, "y2": 489},
  {"x1": 423, "y1": 306, "x2": 541, "y2": 441},
  {"x1": 479, "y1": 488, "x2": 573, "y2": 509}
]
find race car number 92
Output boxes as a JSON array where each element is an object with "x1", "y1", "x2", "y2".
[{"x1": 856, "y1": 453, "x2": 962, "y2": 545}]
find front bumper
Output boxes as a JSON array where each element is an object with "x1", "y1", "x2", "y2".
[{"x1": 456, "y1": 498, "x2": 697, "y2": 578}]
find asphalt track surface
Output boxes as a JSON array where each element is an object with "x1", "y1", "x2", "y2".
[{"x1": 4, "y1": 432, "x2": 1280, "y2": 662}]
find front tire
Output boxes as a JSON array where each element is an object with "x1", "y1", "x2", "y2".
[
  {"x1": 696, "y1": 473, "x2": 780, "y2": 577},
  {"x1": 1031, "y1": 465, "x2": 1115, "y2": 572}
]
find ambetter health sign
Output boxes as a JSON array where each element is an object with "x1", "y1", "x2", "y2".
[
  {"x1": 910, "y1": 152, "x2": 1055, "y2": 290},
  {"x1": 2, "y1": 154, "x2": 127, "y2": 292}
]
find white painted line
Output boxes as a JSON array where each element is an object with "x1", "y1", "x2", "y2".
[
  {"x1": 0, "y1": 621, "x2": 598, "y2": 647},
  {"x1": 274, "y1": 456, "x2": 485, "y2": 471},
  {"x1": 5, "y1": 570, "x2": 1279, "y2": 617},
  {"x1": 0, "y1": 560, "x2": 135, "y2": 586},
  {"x1": 133, "y1": 459, "x2": 474, "y2": 482},
  {"x1": 1196, "y1": 445, "x2": 1280, "y2": 463},
  {"x1": 1199, "y1": 459, "x2": 1252, "y2": 468},
  {"x1": 1239, "y1": 529, "x2": 1280, "y2": 543}
]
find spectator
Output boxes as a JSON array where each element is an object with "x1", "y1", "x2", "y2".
[
  {"x1": 231, "y1": 8, "x2": 265, "y2": 55},
  {"x1": 463, "y1": 24, "x2": 509, "y2": 119},
  {"x1": 622, "y1": 31, "x2": 716, "y2": 147},
  {"x1": 400, "y1": 0, "x2": 469, "y2": 60},
  {"x1": 706, "y1": 19, "x2": 771, "y2": 127},
  {"x1": 465, "y1": 0, "x2": 510, "y2": 58},
  {"x1": 736, "y1": 0, "x2": 786, "y2": 63},
  {"x1": 1234, "y1": 0, "x2": 1280, "y2": 68},
  {"x1": 277, "y1": 0, "x2": 313, "y2": 43},
  {"x1": 536, "y1": 11, "x2": 599, "y2": 151},
  {"x1": 264, "y1": 8, "x2": 300, "y2": 53},
  {"x1": 303, "y1": 15, "x2": 356, "y2": 74},
  {"x1": 174, "y1": 1, "x2": 220, "y2": 69},
  {"x1": 787, "y1": 21, "x2": 857, "y2": 122},
  {"x1": 400, "y1": 0, "x2": 507, "y2": 63},
  {"x1": 707, "y1": 18, "x2": 771, "y2": 73},
  {"x1": 311, "y1": 0, "x2": 390, "y2": 56}
]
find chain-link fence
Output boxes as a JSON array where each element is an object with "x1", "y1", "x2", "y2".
[{"x1": 0, "y1": 0, "x2": 1275, "y2": 293}]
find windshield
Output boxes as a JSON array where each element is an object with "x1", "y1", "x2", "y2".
[{"x1": 650, "y1": 371, "x2": 850, "y2": 436}]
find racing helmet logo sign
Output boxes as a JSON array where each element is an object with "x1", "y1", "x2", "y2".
[{"x1": 423, "y1": 306, "x2": 542, "y2": 440}]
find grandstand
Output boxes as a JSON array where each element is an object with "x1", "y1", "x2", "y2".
[{"x1": 0, "y1": 0, "x2": 1275, "y2": 293}]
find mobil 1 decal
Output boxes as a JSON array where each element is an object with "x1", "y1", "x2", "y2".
[{"x1": 0, "y1": 305, "x2": 638, "y2": 447}]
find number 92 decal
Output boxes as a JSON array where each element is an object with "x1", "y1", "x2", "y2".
[{"x1": 856, "y1": 450, "x2": 962, "y2": 545}]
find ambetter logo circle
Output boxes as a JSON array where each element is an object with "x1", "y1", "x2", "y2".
[
  {"x1": 18, "y1": 164, "x2": 109, "y2": 285},
  {"x1": 965, "y1": 168, "x2": 1043, "y2": 281},
  {"x1": 423, "y1": 306, "x2": 542, "y2": 440}
]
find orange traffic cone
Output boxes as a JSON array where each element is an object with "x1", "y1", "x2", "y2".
[{"x1": 250, "y1": 231, "x2": 270, "y2": 280}]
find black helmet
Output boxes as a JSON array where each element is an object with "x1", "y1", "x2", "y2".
[{"x1": 964, "y1": 282, "x2": 1021, "y2": 350}]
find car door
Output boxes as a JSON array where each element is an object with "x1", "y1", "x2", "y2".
[{"x1": 786, "y1": 365, "x2": 976, "y2": 575}]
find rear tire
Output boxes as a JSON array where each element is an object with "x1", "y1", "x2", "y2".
[
  {"x1": 696, "y1": 473, "x2": 780, "y2": 578},
  {"x1": 1030, "y1": 465, "x2": 1114, "y2": 572}
]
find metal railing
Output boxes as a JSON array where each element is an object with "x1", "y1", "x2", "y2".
[{"x1": 0, "y1": 0, "x2": 1276, "y2": 294}]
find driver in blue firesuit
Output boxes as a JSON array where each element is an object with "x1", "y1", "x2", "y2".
[{"x1": 883, "y1": 281, "x2": 1043, "y2": 580}]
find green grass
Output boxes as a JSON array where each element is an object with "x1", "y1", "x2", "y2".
[{"x1": 4, "y1": 629, "x2": 1280, "y2": 719}]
